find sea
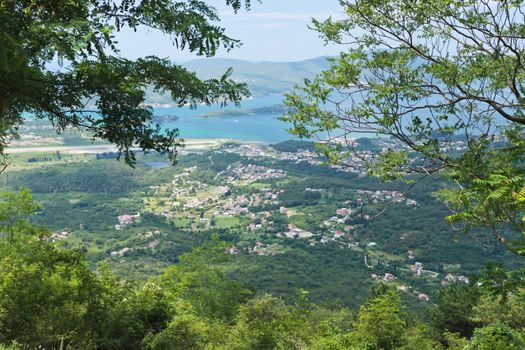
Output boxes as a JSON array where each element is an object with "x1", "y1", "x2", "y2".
[{"x1": 155, "y1": 94, "x2": 294, "y2": 143}]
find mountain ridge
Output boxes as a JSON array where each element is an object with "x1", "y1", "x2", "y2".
[{"x1": 145, "y1": 56, "x2": 333, "y2": 103}]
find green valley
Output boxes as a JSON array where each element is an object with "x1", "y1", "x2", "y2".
[{"x1": 2, "y1": 140, "x2": 519, "y2": 309}]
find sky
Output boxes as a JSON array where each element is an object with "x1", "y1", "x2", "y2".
[{"x1": 114, "y1": 0, "x2": 344, "y2": 62}]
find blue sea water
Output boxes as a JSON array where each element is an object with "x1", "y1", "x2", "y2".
[{"x1": 155, "y1": 95, "x2": 294, "y2": 143}]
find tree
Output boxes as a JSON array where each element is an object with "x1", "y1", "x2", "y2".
[
  {"x1": 143, "y1": 299, "x2": 219, "y2": 350},
  {"x1": 347, "y1": 290, "x2": 406, "y2": 350},
  {"x1": 0, "y1": 190, "x2": 175, "y2": 349},
  {"x1": 283, "y1": 0, "x2": 525, "y2": 255},
  {"x1": 1, "y1": 0, "x2": 252, "y2": 166},
  {"x1": 466, "y1": 323, "x2": 525, "y2": 350},
  {"x1": 227, "y1": 294, "x2": 307, "y2": 350},
  {"x1": 0, "y1": 190, "x2": 99, "y2": 348},
  {"x1": 161, "y1": 235, "x2": 254, "y2": 322},
  {"x1": 430, "y1": 283, "x2": 481, "y2": 339}
]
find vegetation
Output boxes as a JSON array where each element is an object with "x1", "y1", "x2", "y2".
[
  {"x1": 196, "y1": 104, "x2": 286, "y2": 118},
  {"x1": 0, "y1": 190, "x2": 522, "y2": 349},
  {"x1": 1, "y1": 0, "x2": 252, "y2": 166},
  {"x1": 176, "y1": 56, "x2": 332, "y2": 97},
  {"x1": 283, "y1": 0, "x2": 525, "y2": 255},
  {"x1": 1, "y1": 143, "x2": 521, "y2": 305},
  {"x1": 4, "y1": 0, "x2": 525, "y2": 348}
]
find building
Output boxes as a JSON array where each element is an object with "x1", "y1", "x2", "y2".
[
  {"x1": 384, "y1": 273, "x2": 395, "y2": 281},
  {"x1": 418, "y1": 293, "x2": 429, "y2": 302}
]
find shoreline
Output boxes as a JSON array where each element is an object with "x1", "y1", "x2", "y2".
[{"x1": 5, "y1": 138, "x2": 271, "y2": 155}]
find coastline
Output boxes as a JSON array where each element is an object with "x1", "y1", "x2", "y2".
[{"x1": 4, "y1": 138, "x2": 266, "y2": 155}]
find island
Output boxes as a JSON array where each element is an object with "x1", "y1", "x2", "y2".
[{"x1": 194, "y1": 104, "x2": 286, "y2": 118}]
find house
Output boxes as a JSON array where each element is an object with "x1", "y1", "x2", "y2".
[
  {"x1": 367, "y1": 242, "x2": 377, "y2": 248},
  {"x1": 418, "y1": 293, "x2": 429, "y2": 302},
  {"x1": 336, "y1": 208, "x2": 350, "y2": 217},
  {"x1": 148, "y1": 240, "x2": 159, "y2": 249},
  {"x1": 50, "y1": 230, "x2": 70, "y2": 241},
  {"x1": 412, "y1": 263, "x2": 422, "y2": 276},
  {"x1": 334, "y1": 231, "x2": 345, "y2": 239},
  {"x1": 445, "y1": 273, "x2": 456, "y2": 282},
  {"x1": 118, "y1": 214, "x2": 135, "y2": 225},
  {"x1": 406, "y1": 199, "x2": 418, "y2": 206},
  {"x1": 225, "y1": 246, "x2": 238, "y2": 255},
  {"x1": 384, "y1": 273, "x2": 395, "y2": 281},
  {"x1": 458, "y1": 275, "x2": 469, "y2": 284}
]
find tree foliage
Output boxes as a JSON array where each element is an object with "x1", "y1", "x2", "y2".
[
  {"x1": 0, "y1": 0, "x2": 252, "y2": 166},
  {"x1": 283, "y1": 0, "x2": 525, "y2": 255},
  {"x1": 0, "y1": 190, "x2": 525, "y2": 348}
]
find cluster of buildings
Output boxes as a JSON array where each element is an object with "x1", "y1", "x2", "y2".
[
  {"x1": 142, "y1": 230, "x2": 166, "y2": 239},
  {"x1": 441, "y1": 273, "x2": 469, "y2": 286},
  {"x1": 223, "y1": 144, "x2": 269, "y2": 158},
  {"x1": 439, "y1": 140, "x2": 468, "y2": 153},
  {"x1": 321, "y1": 207, "x2": 356, "y2": 239},
  {"x1": 110, "y1": 247, "x2": 132, "y2": 258},
  {"x1": 115, "y1": 213, "x2": 140, "y2": 230},
  {"x1": 354, "y1": 189, "x2": 418, "y2": 206},
  {"x1": 219, "y1": 195, "x2": 251, "y2": 216},
  {"x1": 272, "y1": 149, "x2": 322, "y2": 166},
  {"x1": 371, "y1": 272, "x2": 396, "y2": 282},
  {"x1": 373, "y1": 273, "x2": 431, "y2": 302},
  {"x1": 180, "y1": 185, "x2": 230, "y2": 211},
  {"x1": 220, "y1": 163, "x2": 287, "y2": 184},
  {"x1": 48, "y1": 230, "x2": 70, "y2": 242},
  {"x1": 280, "y1": 224, "x2": 314, "y2": 239},
  {"x1": 211, "y1": 189, "x2": 280, "y2": 219}
]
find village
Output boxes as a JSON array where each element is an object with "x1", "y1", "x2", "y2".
[
  {"x1": 66, "y1": 140, "x2": 478, "y2": 306},
  {"x1": 114, "y1": 143, "x2": 427, "y2": 257}
]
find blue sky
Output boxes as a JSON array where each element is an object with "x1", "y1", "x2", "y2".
[{"x1": 114, "y1": 0, "x2": 344, "y2": 62}]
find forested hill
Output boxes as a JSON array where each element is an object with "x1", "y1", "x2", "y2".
[{"x1": 145, "y1": 57, "x2": 332, "y2": 103}]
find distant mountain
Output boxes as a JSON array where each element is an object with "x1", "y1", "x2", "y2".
[
  {"x1": 184, "y1": 56, "x2": 332, "y2": 95},
  {"x1": 145, "y1": 56, "x2": 332, "y2": 104}
]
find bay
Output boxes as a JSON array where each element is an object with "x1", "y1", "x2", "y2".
[{"x1": 155, "y1": 95, "x2": 294, "y2": 143}]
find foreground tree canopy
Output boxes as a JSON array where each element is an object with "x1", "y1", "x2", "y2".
[
  {"x1": 0, "y1": 0, "x2": 252, "y2": 165},
  {"x1": 3, "y1": 190, "x2": 525, "y2": 349},
  {"x1": 284, "y1": 0, "x2": 525, "y2": 255}
]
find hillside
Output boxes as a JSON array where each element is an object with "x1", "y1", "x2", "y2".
[{"x1": 145, "y1": 57, "x2": 332, "y2": 104}]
